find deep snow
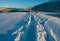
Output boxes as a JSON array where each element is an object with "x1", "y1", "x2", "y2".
[{"x1": 0, "y1": 12, "x2": 60, "y2": 41}]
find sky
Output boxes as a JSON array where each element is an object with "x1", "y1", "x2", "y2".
[{"x1": 0, "y1": 0, "x2": 49, "y2": 8}]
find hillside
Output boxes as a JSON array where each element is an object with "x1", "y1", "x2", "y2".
[{"x1": 32, "y1": 1, "x2": 60, "y2": 12}]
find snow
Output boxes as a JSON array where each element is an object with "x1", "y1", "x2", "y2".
[
  {"x1": 0, "y1": 12, "x2": 27, "y2": 34},
  {"x1": 37, "y1": 12, "x2": 60, "y2": 41},
  {"x1": 36, "y1": 22, "x2": 46, "y2": 41},
  {"x1": 0, "y1": 12, "x2": 60, "y2": 41}
]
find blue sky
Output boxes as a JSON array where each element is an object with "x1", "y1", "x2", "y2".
[{"x1": 0, "y1": 0, "x2": 49, "y2": 8}]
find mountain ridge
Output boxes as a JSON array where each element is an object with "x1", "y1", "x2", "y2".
[{"x1": 32, "y1": 1, "x2": 60, "y2": 12}]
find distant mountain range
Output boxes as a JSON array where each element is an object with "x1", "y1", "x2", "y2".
[
  {"x1": 0, "y1": 7, "x2": 29, "y2": 12},
  {"x1": 32, "y1": 1, "x2": 60, "y2": 12}
]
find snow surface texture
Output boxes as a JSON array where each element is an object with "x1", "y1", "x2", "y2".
[{"x1": 0, "y1": 12, "x2": 60, "y2": 41}]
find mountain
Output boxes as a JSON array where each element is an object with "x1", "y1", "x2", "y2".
[
  {"x1": 0, "y1": 7, "x2": 29, "y2": 12},
  {"x1": 32, "y1": 1, "x2": 60, "y2": 12}
]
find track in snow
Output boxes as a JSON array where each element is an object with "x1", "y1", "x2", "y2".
[{"x1": 0, "y1": 12, "x2": 60, "y2": 41}]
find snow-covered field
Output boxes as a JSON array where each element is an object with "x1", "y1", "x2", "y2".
[
  {"x1": 35, "y1": 12, "x2": 60, "y2": 41},
  {"x1": 0, "y1": 12, "x2": 60, "y2": 41}
]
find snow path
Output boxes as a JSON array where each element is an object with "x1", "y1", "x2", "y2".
[{"x1": 0, "y1": 12, "x2": 60, "y2": 41}]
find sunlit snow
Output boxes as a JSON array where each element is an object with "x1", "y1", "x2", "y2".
[{"x1": 0, "y1": 12, "x2": 60, "y2": 41}]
